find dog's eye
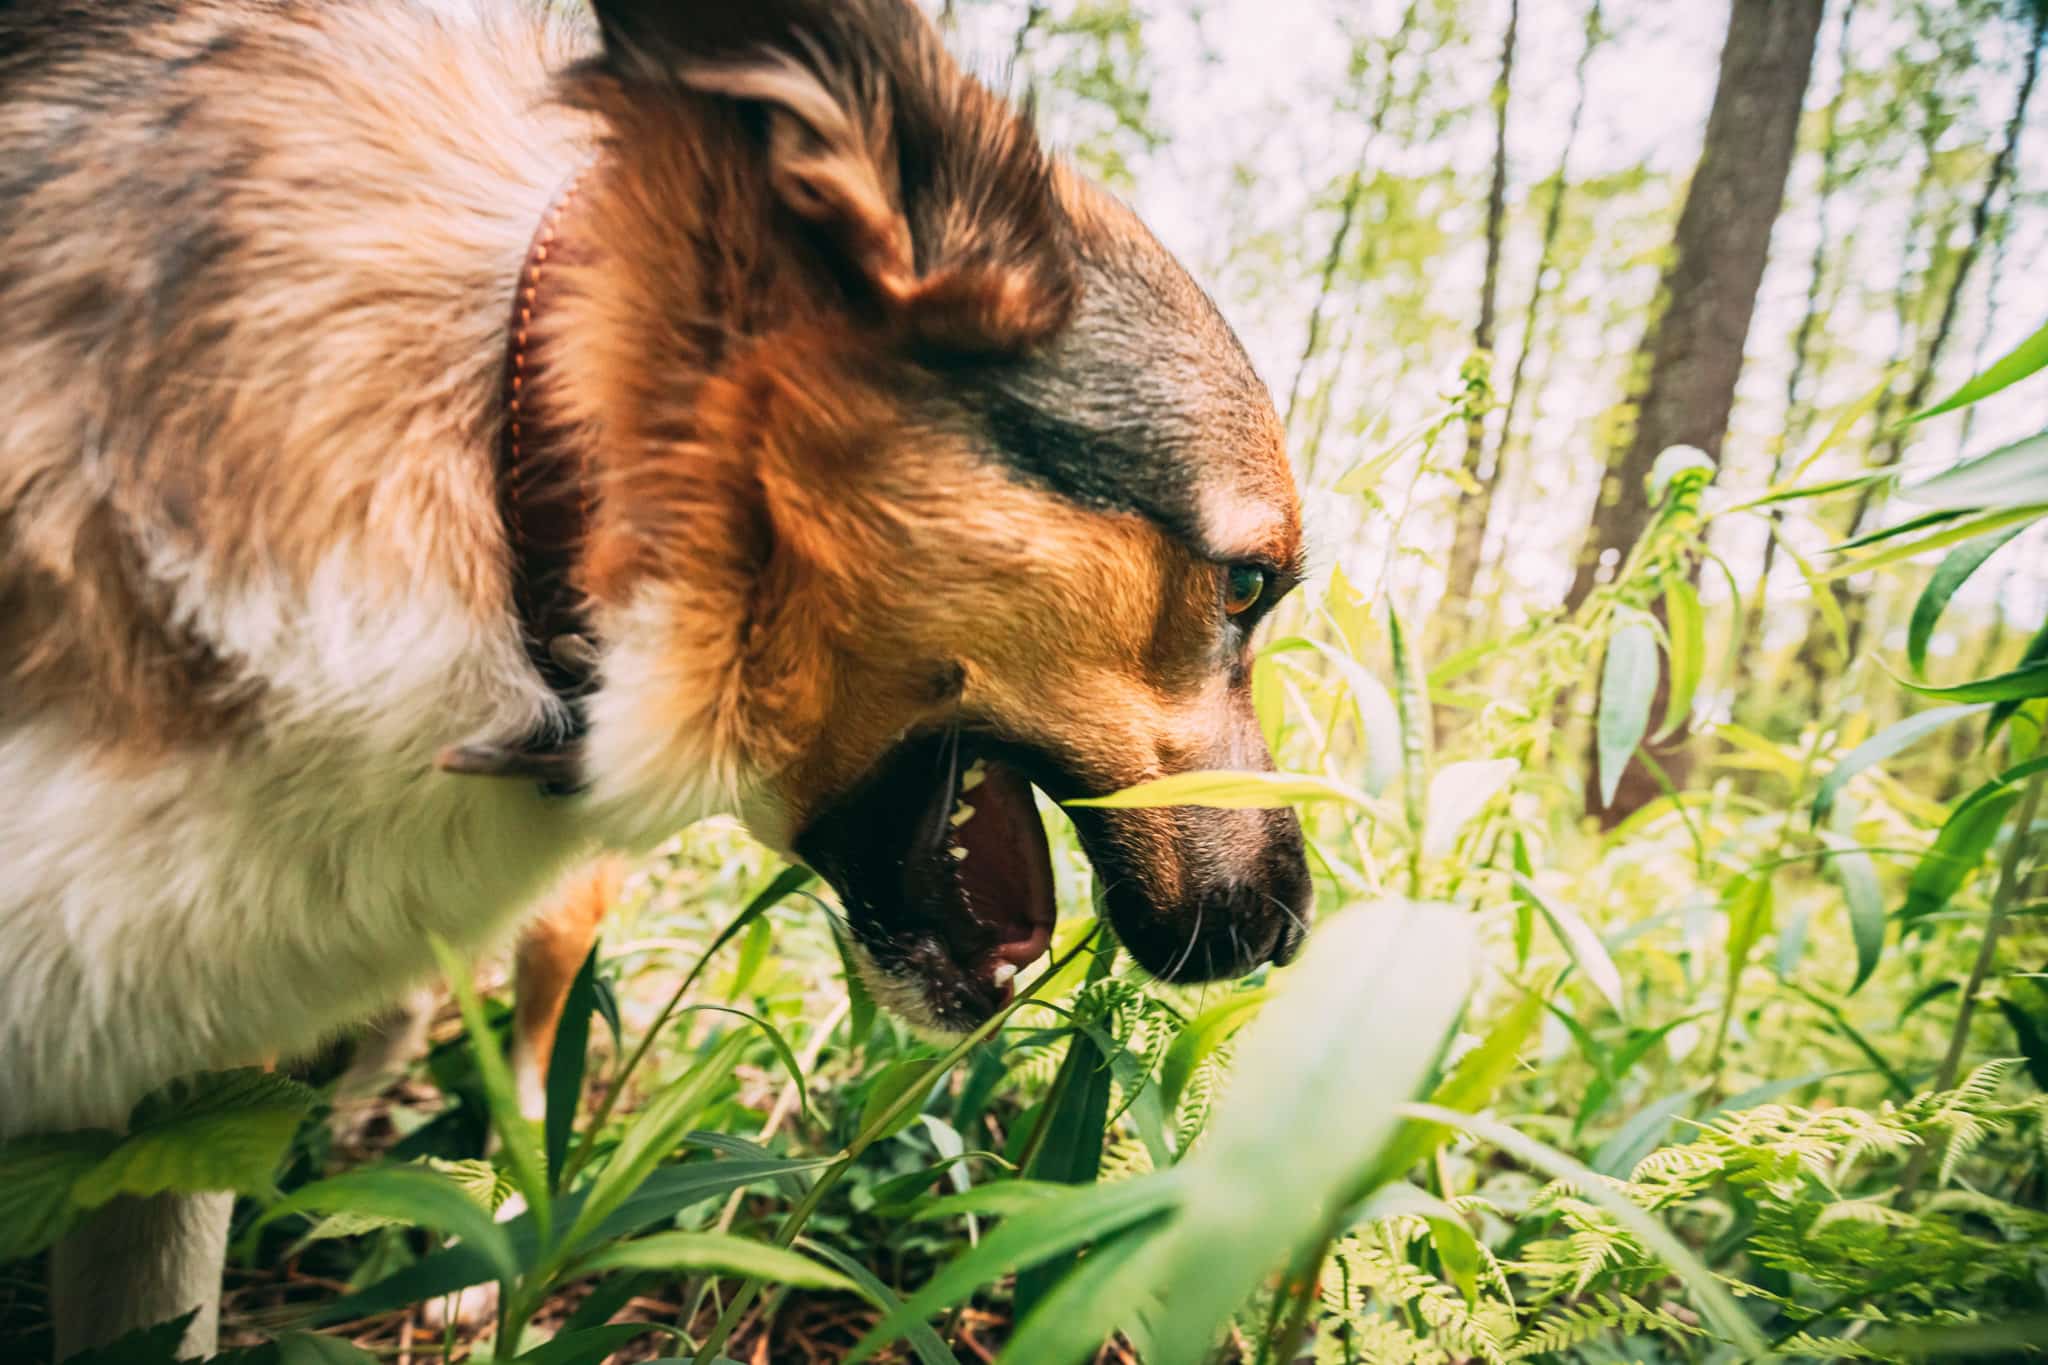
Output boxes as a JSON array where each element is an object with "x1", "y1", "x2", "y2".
[{"x1": 1223, "y1": 564, "x2": 1266, "y2": 617}]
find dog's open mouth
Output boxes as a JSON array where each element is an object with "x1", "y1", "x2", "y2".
[{"x1": 793, "y1": 732, "x2": 1058, "y2": 1032}]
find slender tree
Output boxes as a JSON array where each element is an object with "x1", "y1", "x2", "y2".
[
  {"x1": 1564, "y1": 0, "x2": 1826, "y2": 613},
  {"x1": 1736, "y1": 0, "x2": 1860, "y2": 680},
  {"x1": 1836, "y1": 0, "x2": 2044, "y2": 660},
  {"x1": 1573, "y1": 0, "x2": 1823, "y2": 820},
  {"x1": 1441, "y1": 0, "x2": 1520, "y2": 630}
]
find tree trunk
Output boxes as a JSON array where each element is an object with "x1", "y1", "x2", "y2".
[
  {"x1": 1564, "y1": 0, "x2": 1825, "y2": 614},
  {"x1": 1736, "y1": 0, "x2": 1860, "y2": 687},
  {"x1": 1574, "y1": 0, "x2": 1823, "y2": 822},
  {"x1": 1441, "y1": 0, "x2": 1520, "y2": 636}
]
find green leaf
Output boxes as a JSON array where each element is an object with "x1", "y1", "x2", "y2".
[
  {"x1": 1988, "y1": 619, "x2": 2048, "y2": 740},
  {"x1": 1657, "y1": 579, "x2": 1705, "y2": 741},
  {"x1": 0, "y1": 1131, "x2": 119, "y2": 1259},
  {"x1": 1903, "y1": 436, "x2": 2048, "y2": 511},
  {"x1": 1901, "y1": 759, "x2": 2048, "y2": 921},
  {"x1": 1596, "y1": 621, "x2": 1658, "y2": 808},
  {"x1": 994, "y1": 1220, "x2": 1164, "y2": 1365},
  {"x1": 555, "y1": 1028, "x2": 750, "y2": 1261},
  {"x1": 1722, "y1": 873, "x2": 1774, "y2": 991},
  {"x1": 273, "y1": 1336, "x2": 384, "y2": 1365},
  {"x1": 1065, "y1": 767, "x2": 1391, "y2": 818},
  {"x1": 1296, "y1": 635, "x2": 1402, "y2": 796},
  {"x1": 257, "y1": 1165, "x2": 519, "y2": 1283},
  {"x1": 1386, "y1": 604, "x2": 1432, "y2": 845},
  {"x1": 1351, "y1": 1183, "x2": 1482, "y2": 1304},
  {"x1": 1016, "y1": 1031, "x2": 1115, "y2": 1315},
  {"x1": 1157, "y1": 989, "x2": 1267, "y2": 1117},
  {"x1": 1371, "y1": 987, "x2": 1544, "y2": 1185},
  {"x1": 1137, "y1": 901, "x2": 1476, "y2": 1365},
  {"x1": 846, "y1": 1176, "x2": 1185, "y2": 1365},
  {"x1": 1512, "y1": 872, "x2": 1627, "y2": 1020},
  {"x1": 70, "y1": 1069, "x2": 316, "y2": 1208},
  {"x1": 1824, "y1": 502, "x2": 2048, "y2": 579},
  {"x1": 1790, "y1": 374, "x2": 1895, "y2": 479},
  {"x1": 860, "y1": 1059, "x2": 941, "y2": 1143},
  {"x1": 1821, "y1": 832, "x2": 1886, "y2": 994},
  {"x1": 1812, "y1": 704, "x2": 1989, "y2": 823},
  {"x1": 316, "y1": 1154, "x2": 833, "y2": 1323},
  {"x1": 1403, "y1": 1102, "x2": 1766, "y2": 1357},
  {"x1": 1909, "y1": 527, "x2": 2027, "y2": 673},
  {"x1": 432, "y1": 936, "x2": 552, "y2": 1241},
  {"x1": 1909, "y1": 316, "x2": 2048, "y2": 420},
  {"x1": 1893, "y1": 656, "x2": 2048, "y2": 703},
  {"x1": 511, "y1": 1327, "x2": 664, "y2": 1365},
  {"x1": 546, "y1": 946, "x2": 600, "y2": 1189},
  {"x1": 574, "y1": 1230, "x2": 856, "y2": 1291},
  {"x1": 1421, "y1": 758, "x2": 1519, "y2": 856},
  {"x1": 798, "y1": 1237, "x2": 963, "y2": 1365}
]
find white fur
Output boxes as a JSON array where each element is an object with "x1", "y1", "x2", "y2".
[{"x1": 0, "y1": 546, "x2": 597, "y2": 1137}]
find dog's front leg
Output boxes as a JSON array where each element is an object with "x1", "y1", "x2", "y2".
[{"x1": 50, "y1": 1190, "x2": 232, "y2": 1360}]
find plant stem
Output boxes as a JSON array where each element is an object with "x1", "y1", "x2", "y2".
[
  {"x1": 689, "y1": 928, "x2": 1103, "y2": 1365},
  {"x1": 1895, "y1": 768, "x2": 2045, "y2": 1204}
]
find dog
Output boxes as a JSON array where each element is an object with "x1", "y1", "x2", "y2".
[{"x1": 0, "y1": 0, "x2": 1313, "y2": 1355}]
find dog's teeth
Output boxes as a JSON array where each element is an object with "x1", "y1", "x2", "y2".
[
  {"x1": 961, "y1": 762, "x2": 986, "y2": 791},
  {"x1": 990, "y1": 962, "x2": 1017, "y2": 987},
  {"x1": 948, "y1": 845, "x2": 970, "y2": 861},
  {"x1": 949, "y1": 801, "x2": 974, "y2": 827}
]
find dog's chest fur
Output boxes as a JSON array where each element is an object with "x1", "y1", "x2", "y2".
[{"x1": 0, "y1": 2, "x2": 617, "y2": 1134}]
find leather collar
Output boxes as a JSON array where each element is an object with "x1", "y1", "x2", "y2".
[{"x1": 438, "y1": 167, "x2": 597, "y2": 793}]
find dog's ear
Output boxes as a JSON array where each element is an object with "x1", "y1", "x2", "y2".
[{"x1": 585, "y1": 0, "x2": 1076, "y2": 354}]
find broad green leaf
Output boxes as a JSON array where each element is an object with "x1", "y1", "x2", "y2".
[
  {"x1": 556, "y1": 1028, "x2": 750, "y2": 1260},
  {"x1": 913, "y1": 1180, "x2": 1074, "y2": 1222},
  {"x1": 1657, "y1": 579, "x2": 1705, "y2": 741},
  {"x1": 433, "y1": 936, "x2": 552, "y2": 1240},
  {"x1": 1894, "y1": 656, "x2": 2048, "y2": 703},
  {"x1": 1296, "y1": 635, "x2": 1401, "y2": 796},
  {"x1": 1899, "y1": 433, "x2": 2048, "y2": 511},
  {"x1": 859, "y1": 1059, "x2": 941, "y2": 1144},
  {"x1": 274, "y1": 1337, "x2": 382, "y2": 1365},
  {"x1": 574, "y1": 1230, "x2": 856, "y2": 1291},
  {"x1": 300, "y1": 1157, "x2": 507, "y2": 1242},
  {"x1": 71, "y1": 1069, "x2": 316, "y2": 1208},
  {"x1": 1066, "y1": 769, "x2": 1398, "y2": 828},
  {"x1": 1909, "y1": 527, "x2": 2027, "y2": 673},
  {"x1": 1422, "y1": 758, "x2": 1519, "y2": 856},
  {"x1": 1988, "y1": 619, "x2": 2048, "y2": 740},
  {"x1": 1723, "y1": 873, "x2": 1774, "y2": 990},
  {"x1": 1812, "y1": 704, "x2": 1988, "y2": 823},
  {"x1": 315, "y1": 1155, "x2": 833, "y2": 1322},
  {"x1": 1139, "y1": 902, "x2": 1476, "y2": 1365},
  {"x1": 256, "y1": 1166, "x2": 518, "y2": 1283},
  {"x1": 1823, "y1": 502, "x2": 2048, "y2": 579},
  {"x1": 1372, "y1": 988, "x2": 1544, "y2": 1184},
  {"x1": 513, "y1": 1325, "x2": 663, "y2": 1365},
  {"x1": 1821, "y1": 832, "x2": 1886, "y2": 994},
  {"x1": 1900, "y1": 758, "x2": 2048, "y2": 921},
  {"x1": 0, "y1": 1131, "x2": 118, "y2": 1259},
  {"x1": 1157, "y1": 989, "x2": 1268, "y2": 1117},
  {"x1": 1512, "y1": 873, "x2": 1627, "y2": 1020},
  {"x1": 994, "y1": 1220, "x2": 1164, "y2": 1365},
  {"x1": 1596, "y1": 622, "x2": 1658, "y2": 808},
  {"x1": 546, "y1": 946, "x2": 600, "y2": 1189},
  {"x1": 846, "y1": 1176, "x2": 1185, "y2": 1364},
  {"x1": 1910, "y1": 317, "x2": 2048, "y2": 420},
  {"x1": 1016, "y1": 1030, "x2": 1116, "y2": 1315}
]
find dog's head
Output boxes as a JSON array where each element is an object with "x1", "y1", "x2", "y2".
[{"x1": 561, "y1": 0, "x2": 1311, "y2": 1031}]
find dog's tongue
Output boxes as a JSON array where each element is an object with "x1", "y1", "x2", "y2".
[{"x1": 945, "y1": 758, "x2": 1056, "y2": 998}]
